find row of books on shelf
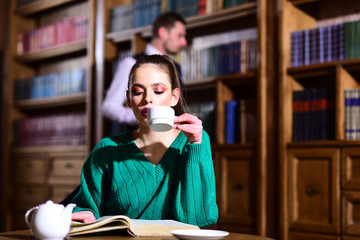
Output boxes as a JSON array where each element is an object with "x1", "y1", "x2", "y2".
[
  {"x1": 223, "y1": 0, "x2": 255, "y2": 9},
  {"x1": 225, "y1": 99, "x2": 256, "y2": 144},
  {"x1": 182, "y1": 39, "x2": 257, "y2": 81},
  {"x1": 290, "y1": 23, "x2": 344, "y2": 67},
  {"x1": 187, "y1": 101, "x2": 216, "y2": 142},
  {"x1": 13, "y1": 112, "x2": 86, "y2": 147},
  {"x1": 292, "y1": 87, "x2": 335, "y2": 142},
  {"x1": 14, "y1": 68, "x2": 87, "y2": 101},
  {"x1": 345, "y1": 89, "x2": 360, "y2": 140},
  {"x1": 16, "y1": 15, "x2": 88, "y2": 55},
  {"x1": 110, "y1": 0, "x2": 161, "y2": 32},
  {"x1": 110, "y1": 0, "x2": 254, "y2": 32},
  {"x1": 290, "y1": 16, "x2": 360, "y2": 67},
  {"x1": 16, "y1": 0, "x2": 40, "y2": 8},
  {"x1": 181, "y1": 28, "x2": 257, "y2": 82}
]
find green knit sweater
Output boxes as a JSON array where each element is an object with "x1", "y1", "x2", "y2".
[{"x1": 71, "y1": 130, "x2": 218, "y2": 228}]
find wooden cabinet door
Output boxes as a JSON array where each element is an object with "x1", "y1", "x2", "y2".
[
  {"x1": 12, "y1": 154, "x2": 47, "y2": 184},
  {"x1": 342, "y1": 191, "x2": 360, "y2": 236},
  {"x1": 342, "y1": 148, "x2": 360, "y2": 237},
  {"x1": 48, "y1": 152, "x2": 85, "y2": 183},
  {"x1": 47, "y1": 152, "x2": 85, "y2": 203},
  {"x1": 216, "y1": 149, "x2": 256, "y2": 232},
  {"x1": 342, "y1": 148, "x2": 360, "y2": 191},
  {"x1": 288, "y1": 148, "x2": 340, "y2": 235}
]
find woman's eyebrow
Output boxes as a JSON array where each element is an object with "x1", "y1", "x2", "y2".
[
  {"x1": 151, "y1": 83, "x2": 167, "y2": 87},
  {"x1": 130, "y1": 83, "x2": 145, "y2": 88},
  {"x1": 130, "y1": 82, "x2": 168, "y2": 88}
]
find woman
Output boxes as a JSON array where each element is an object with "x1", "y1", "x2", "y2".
[{"x1": 71, "y1": 55, "x2": 218, "y2": 228}]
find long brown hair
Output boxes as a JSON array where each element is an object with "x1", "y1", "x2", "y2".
[{"x1": 128, "y1": 54, "x2": 187, "y2": 116}]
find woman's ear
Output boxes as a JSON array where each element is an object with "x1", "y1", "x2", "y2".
[
  {"x1": 126, "y1": 90, "x2": 131, "y2": 108},
  {"x1": 171, "y1": 88, "x2": 180, "y2": 107}
]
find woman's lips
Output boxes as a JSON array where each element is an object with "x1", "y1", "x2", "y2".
[{"x1": 141, "y1": 108, "x2": 150, "y2": 117}]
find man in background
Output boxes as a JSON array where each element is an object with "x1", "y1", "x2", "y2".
[{"x1": 102, "y1": 11, "x2": 187, "y2": 126}]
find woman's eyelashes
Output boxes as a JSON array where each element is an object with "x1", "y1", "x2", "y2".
[
  {"x1": 153, "y1": 86, "x2": 167, "y2": 95},
  {"x1": 131, "y1": 85, "x2": 167, "y2": 96},
  {"x1": 131, "y1": 86, "x2": 143, "y2": 96}
]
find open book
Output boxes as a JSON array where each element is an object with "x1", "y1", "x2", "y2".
[{"x1": 68, "y1": 215, "x2": 200, "y2": 237}]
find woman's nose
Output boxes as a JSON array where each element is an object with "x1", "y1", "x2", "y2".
[{"x1": 144, "y1": 91, "x2": 153, "y2": 104}]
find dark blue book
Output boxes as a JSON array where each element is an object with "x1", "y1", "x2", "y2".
[
  {"x1": 291, "y1": 31, "x2": 297, "y2": 67},
  {"x1": 222, "y1": 43, "x2": 231, "y2": 75},
  {"x1": 310, "y1": 28, "x2": 318, "y2": 65},
  {"x1": 304, "y1": 89, "x2": 311, "y2": 141},
  {"x1": 298, "y1": 30, "x2": 304, "y2": 66},
  {"x1": 225, "y1": 100, "x2": 239, "y2": 144},
  {"x1": 327, "y1": 88, "x2": 335, "y2": 140},
  {"x1": 319, "y1": 26, "x2": 325, "y2": 63},
  {"x1": 331, "y1": 24, "x2": 339, "y2": 61},
  {"x1": 319, "y1": 88, "x2": 328, "y2": 140},
  {"x1": 292, "y1": 90, "x2": 301, "y2": 142},
  {"x1": 338, "y1": 23, "x2": 345, "y2": 60},
  {"x1": 304, "y1": 29, "x2": 310, "y2": 65},
  {"x1": 309, "y1": 88, "x2": 317, "y2": 141},
  {"x1": 324, "y1": 25, "x2": 332, "y2": 62},
  {"x1": 233, "y1": 41, "x2": 241, "y2": 74}
]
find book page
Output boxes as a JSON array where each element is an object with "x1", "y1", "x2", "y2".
[
  {"x1": 69, "y1": 215, "x2": 132, "y2": 235},
  {"x1": 130, "y1": 219, "x2": 199, "y2": 237},
  {"x1": 131, "y1": 219, "x2": 197, "y2": 227},
  {"x1": 69, "y1": 215, "x2": 199, "y2": 237}
]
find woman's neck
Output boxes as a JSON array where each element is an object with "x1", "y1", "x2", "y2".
[
  {"x1": 132, "y1": 127, "x2": 180, "y2": 166},
  {"x1": 134, "y1": 126, "x2": 179, "y2": 145}
]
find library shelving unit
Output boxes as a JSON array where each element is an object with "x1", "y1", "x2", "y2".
[
  {"x1": 278, "y1": 0, "x2": 360, "y2": 239},
  {"x1": 95, "y1": 0, "x2": 276, "y2": 237},
  {"x1": 2, "y1": 0, "x2": 95, "y2": 231}
]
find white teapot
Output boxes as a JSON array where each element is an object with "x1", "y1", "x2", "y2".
[{"x1": 25, "y1": 200, "x2": 76, "y2": 240}]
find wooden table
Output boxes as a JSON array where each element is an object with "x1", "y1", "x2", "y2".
[{"x1": 0, "y1": 230, "x2": 274, "y2": 240}]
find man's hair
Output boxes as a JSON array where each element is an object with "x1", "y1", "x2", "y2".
[{"x1": 152, "y1": 12, "x2": 186, "y2": 38}]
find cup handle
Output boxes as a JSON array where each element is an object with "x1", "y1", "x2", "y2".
[{"x1": 24, "y1": 206, "x2": 38, "y2": 227}]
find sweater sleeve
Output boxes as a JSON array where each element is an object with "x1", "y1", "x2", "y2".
[
  {"x1": 71, "y1": 143, "x2": 110, "y2": 219},
  {"x1": 173, "y1": 130, "x2": 219, "y2": 227}
]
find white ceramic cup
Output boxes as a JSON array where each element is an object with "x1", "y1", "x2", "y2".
[{"x1": 147, "y1": 106, "x2": 175, "y2": 132}]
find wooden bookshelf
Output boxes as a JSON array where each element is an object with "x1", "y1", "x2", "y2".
[
  {"x1": 2, "y1": 0, "x2": 95, "y2": 231},
  {"x1": 95, "y1": 0, "x2": 276, "y2": 237},
  {"x1": 15, "y1": 40, "x2": 87, "y2": 63},
  {"x1": 278, "y1": 0, "x2": 360, "y2": 239},
  {"x1": 15, "y1": 0, "x2": 79, "y2": 15},
  {"x1": 13, "y1": 93, "x2": 86, "y2": 110}
]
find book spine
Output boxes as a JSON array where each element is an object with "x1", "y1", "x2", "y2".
[
  {"x1": 225, "y1": 100, "x2": 239, "y2": 144},
  {"x1": 345, "y1": 90, "x2": 351, "y2": 140}
]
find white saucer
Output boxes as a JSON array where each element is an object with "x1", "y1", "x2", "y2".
[{"x1": 171, "y1": 229, "x2": 229, "y2": 240}]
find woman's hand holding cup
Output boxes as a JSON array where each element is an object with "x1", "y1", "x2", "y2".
[{"x1": 173, "y1": 113, "x2": 203, "y2": 144}]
